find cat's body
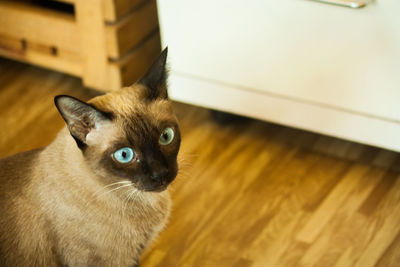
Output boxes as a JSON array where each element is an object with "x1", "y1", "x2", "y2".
[
  {"x1": 0, "y1": 49, "x2": 178, "y2": 266},
  {"x1": 0, "y1": 131, "x2": 170, "y2": 266}
]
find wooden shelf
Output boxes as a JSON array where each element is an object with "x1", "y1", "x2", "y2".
[{"x1": 0, "y1": 0, "x2": 161, "y2": 91}]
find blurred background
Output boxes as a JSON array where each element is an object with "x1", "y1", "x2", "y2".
[{"x1": 0, "y1": 0, "x2": 400, "y2": 266}]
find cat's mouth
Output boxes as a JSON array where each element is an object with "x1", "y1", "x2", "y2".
[
  {"x1": 141, "y1": 183, "x2": 168, "y2": 192},
  {"x1": 139, "y1": 177, "x2": 173, "y2": 192},
  {"x1": 143, "y1": 185, "x2": 168, "y2": 192}
]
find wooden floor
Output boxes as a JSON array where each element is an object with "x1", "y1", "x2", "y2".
[{"x1": 1, "y1": 58, "x2": 400, "y2": 267}]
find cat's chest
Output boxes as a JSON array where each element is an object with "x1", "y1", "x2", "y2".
[{"x1": 55, "y1": 194, "x2": 170, "y2": 266}]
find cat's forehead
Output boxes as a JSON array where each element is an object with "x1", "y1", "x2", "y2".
[
  {"x1": 86, "y1": 85, "x2": 178, "y2": 150},
  {"x1": 90, "y1": 84, "x2": 175, "y2": 120}
]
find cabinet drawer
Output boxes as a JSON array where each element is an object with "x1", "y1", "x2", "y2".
[{"x1": 158, "y1": 0, "x2": 400, "y2": 121}]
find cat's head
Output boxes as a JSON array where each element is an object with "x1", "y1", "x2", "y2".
[{"x1": 54, "y1": 48, "x2": 180, "y2": 192}]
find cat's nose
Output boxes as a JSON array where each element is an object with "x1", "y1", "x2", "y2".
[{"x1": 150, "y1": 168, "x2": 169, "y2": 182}]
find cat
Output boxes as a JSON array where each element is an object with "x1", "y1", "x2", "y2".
[{"x1": 0, "y1": 48, "x2": 180, "y2": 266}]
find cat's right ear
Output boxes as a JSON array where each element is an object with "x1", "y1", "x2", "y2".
[
  {"x1": 54, "y1": 95, "x2": 111, "y2": 149},
  {"x1": 138, "y1": 47, "x2": 168, "y2": 100}
]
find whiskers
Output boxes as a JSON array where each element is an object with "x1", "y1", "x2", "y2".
[
  {"x1": 84, "y1": 179, "x2": 148, "y2": 219},
  {"x1": 121, "y1": 187, "x2": 141, "y2": 215},
  {"x1": 167, "y1": 153, "x2": 196, "y2": 193},
  {"x1": 91, "y1": 180, "x2": 133, "y2": 200},
  {"x1": 177, "y1": 152, "x2": 195, "y2": 179}
]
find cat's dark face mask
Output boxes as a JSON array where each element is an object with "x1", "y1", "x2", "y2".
[
  {"x1": 54, "y1": 48, "x2": 181, "y2": 192},
  {"x1": 95, "y1": 116, "x2": 181, "y2": 192},
  {"x1": 128, "y1": 121, "x2": 181, "y2": 192}
]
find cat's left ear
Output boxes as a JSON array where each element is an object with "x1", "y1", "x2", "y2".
[
  {"x1": 54, "y1": 95, "x2": 111, "y2": 148},
  {"x1": 139, "y1": 47, "x2": 168, "y2": 100}
]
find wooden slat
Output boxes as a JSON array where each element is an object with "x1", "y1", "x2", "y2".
[
  {"x1": 0, "y1": 33, "x2": 23, "y2": 54},
  {"x1": 296, "y1": 165, "x2": 370, "y2": 244},
  {"x1": 50, "y1": 0, "x2": 76, "y2": 4},
  {"x1": 102, "y1": 0, "x2": 146, "y2": 22},
  {"x1": 0, "y1": 47, "x2": 81, "y2": 76},
  {"x1": 0, "y1": 1, "x2": 79, "y2": 54},
  {"x1": 109, "y1": 32, "x2": 161, "y2": 89},
  {"x1": 105, "y1": 0, "x2": 159, "y2": 59},
  {"x1": 0, "y1": 34, "x2": 81, "y2": 76},
  {"x1": 75, "y1": 0, "x2": 111, "y2": 90}
]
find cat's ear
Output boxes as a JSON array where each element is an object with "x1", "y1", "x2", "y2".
[
  {"x1": 54, "y1": 95, "x2": 111, "y2": 148},
  {"x1": 139, "y1": 47, "x2": 168, "y2": 100}
]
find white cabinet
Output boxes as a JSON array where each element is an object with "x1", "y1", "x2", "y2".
[{"x1": 157, "y1": 0, "x2": 400, "y2": 152}]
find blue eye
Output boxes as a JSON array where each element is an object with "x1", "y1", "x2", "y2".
[
  {"x1": 113, "y1": 147, "x2": 134, "y2": 163},
  {"x1": 159, "y1": 127, "x2": 175, "y2": 145}
]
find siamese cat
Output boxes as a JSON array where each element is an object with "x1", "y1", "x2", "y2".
[{"x1": 0, "y1": 48, "x2": 180, "y2": 266}]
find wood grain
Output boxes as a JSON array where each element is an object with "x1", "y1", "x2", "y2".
[
  {"x1": 0, "y1": 1, "x2": 79, "y2": 54},
  {"x1": 0, "y1": 33, "x2": 82, "y2": 76},
  {"x1": 105, "y1": 0, "x2": 159, "y2": 59},
  {"x1": 0, "y1": 58, "x2": 400, "y2": 267},
  {"x1": 102, "y1": 0, "x2": 146, "y2": 22},
  {"x1": 110, "y1": 32, "x2": 161, "y2": 87},
  {"x1": 74, "y1": 0, "x2": 111, "y2": 90}
]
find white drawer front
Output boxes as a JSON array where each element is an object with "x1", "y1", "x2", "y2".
[{"x1": 157, "y1": 0, "x2": 400, "y2": 122}]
